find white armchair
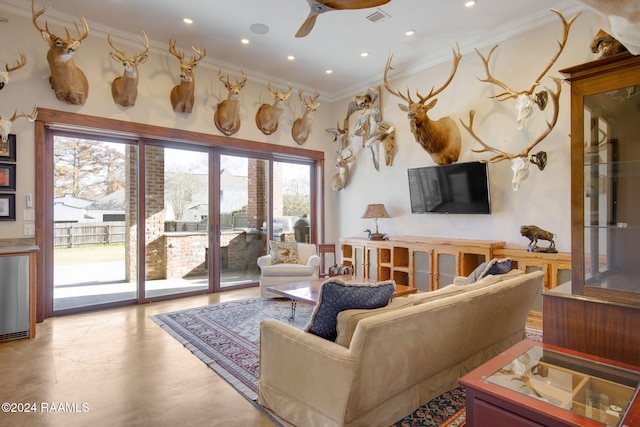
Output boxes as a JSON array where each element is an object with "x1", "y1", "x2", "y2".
[{"x1": 257, "y1": 243, "x2": 321, "y2": 297}]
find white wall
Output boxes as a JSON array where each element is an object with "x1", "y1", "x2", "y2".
[
  {"x1": 0, "y1": 7, "x2": 604, "y2": 254},
  {"x1": 334, "y1": 9, "x2": 601, "y2": 253}
]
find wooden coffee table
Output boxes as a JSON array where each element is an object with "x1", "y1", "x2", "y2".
[{"x1": 266, "y1": 275, "x2": 417, "y2": 320}]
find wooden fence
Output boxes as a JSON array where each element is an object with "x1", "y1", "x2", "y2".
[{"x1": 54, "y1": 222, "x2": 126, "y2": 248}]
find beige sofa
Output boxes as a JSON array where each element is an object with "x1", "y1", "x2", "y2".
[{"x1": 258, "y1": 270, "x2": 543, "y2": 427}]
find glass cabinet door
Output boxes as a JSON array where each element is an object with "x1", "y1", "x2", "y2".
[{"x1": 565, "y1": 54, "x2": 640, "y2": 306}]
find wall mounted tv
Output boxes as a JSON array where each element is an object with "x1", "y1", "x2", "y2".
[{"x1": 408, "y1": 161, "x2": 491, "y2": 214}]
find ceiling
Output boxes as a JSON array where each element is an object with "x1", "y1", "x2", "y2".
[{"x1": 2, "y1": 0, "x2": 583, "y2": 101}]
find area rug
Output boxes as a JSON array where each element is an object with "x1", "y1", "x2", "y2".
[
  {"x1": 152, "y1": 297, "x2": 542, "y2": 426},
  {"x1": 151, "y1": 296, "x2": 313, "y2": 401}
]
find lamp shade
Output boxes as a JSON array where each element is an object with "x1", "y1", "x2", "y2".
[{"x1": 362, "y1": 204, "x2": 390, "y2": 219}]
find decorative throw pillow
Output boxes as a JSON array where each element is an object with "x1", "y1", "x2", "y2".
[
  {"x1": 269, "y1": 240, "x2": 299, "y2": 265},
  {"x1": 463, "y1": 258, "x2": 512, "y2": 285},
  {"x1": 305, "y1": 278, "x2": 395, "y2": 341}
]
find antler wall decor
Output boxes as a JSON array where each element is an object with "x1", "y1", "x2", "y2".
[
  {"x1": 384, "y1": 44, "x2": 462, "y2": 165},
  {"x1": 0, "y1": 50, "x2": 27, "y2": 90},
  {"x1": 31, "y1": 0, "x2": 89, "y2": 105},
  {"x1": 461, "y1": 78, "x2": 561, "y2": 191},
  {"x1": 0, "y1": 108, "x2": 38, "y2": 143},
  {"x1": 475, "y1": 9, "x2": 578, "y2": 130}
]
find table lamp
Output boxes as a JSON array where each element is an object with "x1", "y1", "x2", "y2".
[{"x1": 362, "y1": 204, "x2": 390, "y2": 240}]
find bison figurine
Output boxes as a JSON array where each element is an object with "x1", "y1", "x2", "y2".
[{"x1": 520, "y1": 225, "x2": 557, "y2": 253}]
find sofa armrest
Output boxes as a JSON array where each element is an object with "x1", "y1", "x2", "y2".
[
  {"x1": 306, "y1": 254, "x2": 321, "y2": 268},
  {"x1": 258, "y1": 319, "x2": 357, "y2": 421},
  {"x1": 257, "y1": 255, "x2": 272, "y2": 269}
]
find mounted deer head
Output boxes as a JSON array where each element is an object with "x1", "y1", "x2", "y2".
[
  {"x1": 32, "y1": 0, "x2": 89, "y2": 105},
  {"x1": 214, "y1": 70, "x2": 247, "y2": 136},
  {"x1": 255, "y1": 82, "x2": 292, "y2": 135},
  {"x1": 475, "y1": 9, "x2": 578, "y2": 130},
  {"x1": 169, "y1": 39, "x2": 206, "y2": 114},
  {"x1": 108, "y1": 32, "x2": 149, "y2": 107},
  {"x1": 384, "y1": 44, "x2": 462, "y2": 165},
  {"x1": 460, "y1": 78, "x2": 561, "y2": 191},
  {"x1": 591, "y1": 29, "x2": 628, "y2": 57},
  {"x1": 331, "y1": 146, "x2": 354, "y2": 192},
  {"x1": 577, "y1": 0, "x2": 640, "y2": 55},
  {"x1": 0, "y1": 108, "x2": 38, "y2": 143},
  {"x1": 0, "y1": 50, "x2": 27, "y2": 90},
  {"x1": 292, "y1": 89, "x2": 320, "y2": 145}
]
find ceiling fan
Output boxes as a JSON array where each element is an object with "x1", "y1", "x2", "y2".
[{"x1": 296, "y1": 0, "x2": 391, "y2": 38}]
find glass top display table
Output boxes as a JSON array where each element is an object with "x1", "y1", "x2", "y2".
[{"x1": 459, "y1": 339, "x2": 640, "y2": 427}]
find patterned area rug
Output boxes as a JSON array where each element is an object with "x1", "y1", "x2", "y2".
[
  {"x1": 151, "y1": 297, "x2": 314, "y2": 401},
  {"x1": 152, "y1": 297, "x2": 542, "y2": 426}
]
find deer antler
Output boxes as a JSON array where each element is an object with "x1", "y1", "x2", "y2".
[
  {"x1": 383, "y1": 53, "x2": 412, "y2": 104},
  {"x1": 10, "y1": 107, "x2": 38, "y2": 123},
  {"x1": 6, "y1": 50, "x2": 26, "y2": 73},
  {"x1": 188, "y1": 45, "x2": 206, "y2": 66},
  {"x1": 108, "y1": 32, "x2": 149, "y2": 61},
  {"x1": 32, "y1": 0, "x2": 87, "y2": 42},
  {"x1": 168, "y1": 39, "x2": 184, "y2": 61},
  {"x1": 461, "y1": 78, "x2": 561, "y2": 162},
  {"x1": 477, "y1": 9, "x2": 578, "y2": 99},
  {"x1": 418, "y1": 44, "x2": 462, "y2": 102}
]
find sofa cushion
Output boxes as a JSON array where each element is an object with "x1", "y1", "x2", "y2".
[
  {"x1": 407, "y1": 283, "x2": 466, "y2": 305},
  {"x1": 269, "y1": 240, "x2": 299, "y2": 265},
  {"x1": 464, "y1": 257, "x2": 512, "y2": 285},
  {"x1": 335, "y1": 298, "x2": 413, "y2": 347},
  {"x1": 463, "y1": 268, "x2": 525, "y2": 290},
  {"x1": 305, "y1": 279, "x2": 395, "y2": 341},
  {"x1": 260, "y1": 263, "x2": 318, "y2": 277}
]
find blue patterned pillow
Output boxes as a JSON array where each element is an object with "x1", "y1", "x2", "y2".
[
  {"x1": 463, "y1": 258, "x2": 512, "y2": 285},
  {"x1": 305, "y1": 279, "x2": 395, "y2": 341}
]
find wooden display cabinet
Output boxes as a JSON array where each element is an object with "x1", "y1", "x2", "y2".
[{"x1": 544, "y1": 52, "x2": 640, "y2": 366}]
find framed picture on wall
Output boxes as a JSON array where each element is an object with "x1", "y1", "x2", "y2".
[
  {"x1": 0, "y1": 194, "x2": 15, "y2": 221},
  {"x1": 0, "y1": 163, "x2": 16, "y2": 191},
  {"x1": 0, "y1": 134, "x2": 16, "y2": 162}
]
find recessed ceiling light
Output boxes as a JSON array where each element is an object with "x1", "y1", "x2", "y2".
[
  {"x1": 287, "y1": 55, "x2": 295, "y2": 61},
  {"x1": 465, "y1": 0, "x2": 476, "y2": 7},
  {"x1": 405, "y1": 29, "x2": 415, "y2": 36},
  {"x1": 325, "y1": 69, "x2": 333, "y2": 74},
  {"x1": 183, "y1": 18, "x2": 193, "y2": 24},
  {"x1": 361, "y1": 51, "x2": 369, "y2": 57},
  {"x1": 241, "y1": 38, "x2": 250, "y2": 45}
]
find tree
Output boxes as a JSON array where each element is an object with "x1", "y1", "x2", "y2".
[{"x1": 54, "y1": 137, "x2": 125, "y2": 199}]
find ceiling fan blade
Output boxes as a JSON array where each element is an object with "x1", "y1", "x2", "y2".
[
  {"x1": 321, "y1": 0, "x2": 391, "y2": 10},
  {"x1": 295, "y1": 11, "x2": 320, "y2": 38}
]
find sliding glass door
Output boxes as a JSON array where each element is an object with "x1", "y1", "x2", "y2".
[
  {"x1": 53, "y1": 135, "x2": 138, "y2": 311},
  {"x1": 144, "y1": 145, "x2": 210, "y2": 299}
]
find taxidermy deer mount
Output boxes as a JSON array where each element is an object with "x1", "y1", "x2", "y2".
[
  {"x1": 330, "y1": 146, "x2": 354, "y2": 191},
  {"x1": 474, "y1": 9, "x2": 578, "y2": 130},
  {"x1": 384, "y1": 44, "x2": 462, "y2": 165},
  {"x1": 292, "y1": 89, "x2": 320, "y2": 145},
  {"x1": 214, "y1": 70, "x2": 247, "y2": 136},
  {"x1": 1, "y1": 50, "x2": 27, "y2": 90},
  {"x1": 296, "y1": 0, "x2": 391, "y2": 38},
  {"x1": 0, "y1": 108, "x2": 38, "y2": 143},
  {"x1": 591, "y1": 29, "x2": 628, "y2": 58},
  {"x1": 169, "y1": 39, "x2": 206, "y2": 114},
  {"x1": 255, "y1": 82, "x2": 292, "y2": 135},
  {"x1": 107, "y1": 32, "x2": 149, "y2": 107},
  {"x1": 31, "y1": 0, "x2": 89, "y2": 105},
  {"x1": 577, "y1": 0, "x2": 640, "y2": 55}
]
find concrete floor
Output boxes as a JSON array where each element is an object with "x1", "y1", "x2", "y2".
[{"x1": 0, "y1": 286, "x2": 278, "y2": 427}]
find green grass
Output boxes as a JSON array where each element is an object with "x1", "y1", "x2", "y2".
[{"x1": 55, "y1": 244, "x2": 126, "y2": 265}]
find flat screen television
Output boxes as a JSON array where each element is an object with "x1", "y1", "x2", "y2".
[{"x1": 407, "y1": 161, "x2": 491, "y2": 214}]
